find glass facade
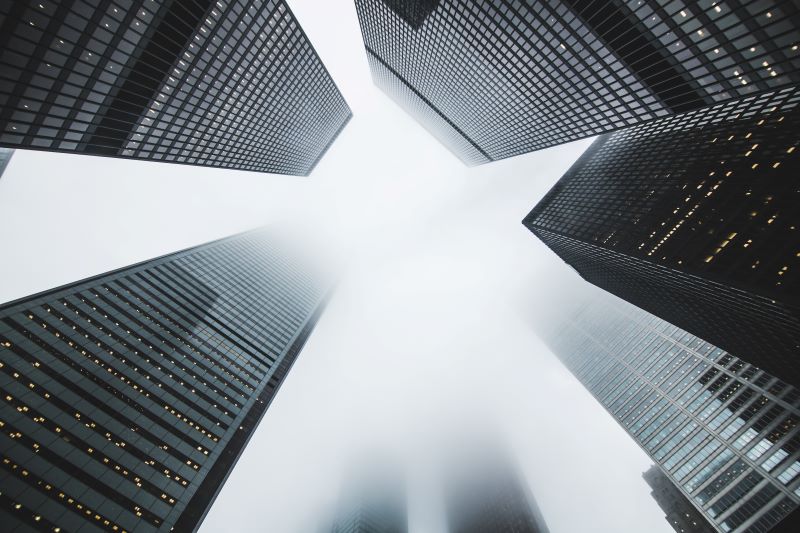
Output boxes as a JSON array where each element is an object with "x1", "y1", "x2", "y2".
[
  {"x1": 644, "y1": 464, "x2": 717, "y2": 532},
  {"x1": 0, "y1": 230, "x2": 327, "y2": 532},
  {"x1": 0, "y1": 146, "x2": 13, "y2": 178},
  {"x1": 541, "y1": 294, "x2": 800, "y2": 533},
  {"x1": 524, "y1": 84, "x2": 800, "y2": 387},
  {"x1": 354, "y1": 0, "x2": 800, "y2": 164},
  {"x1": 0, "y1": 0, "x2": 351, "y2": 175}
]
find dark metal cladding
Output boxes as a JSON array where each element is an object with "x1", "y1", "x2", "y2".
[
  {"x1": 525, "y1": 85, "x2": 800, "y2": 387},
  {"x1": 354, "y1": 0, "x2": 800, "y2": 164},
  {"x1": 0, "y1": 0, "x2": 351, "y2": 175}
]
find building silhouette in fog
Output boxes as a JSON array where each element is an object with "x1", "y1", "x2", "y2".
[
  {"x1": 0, "y1": 1, "x2": 351, "y2": 175},
  {"x1": 0, "y1": 230, "x2": 327, "y2": 532},
  {"x1": 354, "y1": 0, "x2": 800, "y2": 164},
  {"x1": 525, "y1": 85, "x2": 800, "y2": 387},
  {"x1": 644, "y1": 464, "x2": 716, "y2": 533},
  {"x1": 441, "y1": 438, "x2": 549, "y2": 533},
  {"x1": 329, "y1": 461, "x2": 408, "y2": 533},
  {"x1": 539, "y1": 290, "x2": 800, "y2": 533}
]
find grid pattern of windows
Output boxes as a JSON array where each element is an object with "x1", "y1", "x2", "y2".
[
  {"x1": 0, "y1": 0, "x2": 351, "y2": 175},
  {"x1": 643, "y1": 464, "x2": 716, "y2": 532},
  {"x1": 354, "y1": 0, "x2": 800, "y2": 164},
  {"x1": 0, "y1": 230, "x2": 326, "y2": 532},
  {"x1": 524, "y1": 84, "x2": 800, "y2": 387},
  {"x1": 541, "y1": 295, "x2": 800, "y2": 533}
]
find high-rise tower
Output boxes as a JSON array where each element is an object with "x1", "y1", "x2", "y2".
[
  {"x1": 539, "y1": 290, "x2": 800, "y2": 533},
  {"x1": 354, "y1": 0, "x2": 800, "y2": 164},
  {"x1": 524, "y1": 84, "x2": 800, "y2": 386},
  {"x1": 329, "y1": 462, "x2": 408, "y2": 533},
  {"x1": 0, "y1": 230, "x2": 327, "y2": 532},
  {"x1": 643, "y1": 464, "x2": 716, "y2": 533},
  {"x1": 0, "y1": 1, "x2": 351, "y2": 175},
  {"x1": 441, "y1": 439, "x2": 549, "y2": 533}
]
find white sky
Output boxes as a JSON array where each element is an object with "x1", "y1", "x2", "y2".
[{"x1": 0, "y1": 1, "x2": 674, "y2": 531}]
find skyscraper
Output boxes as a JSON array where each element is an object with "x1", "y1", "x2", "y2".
[
  {"x1": 441, "y1": 439, "x2": 549, "y2": 533},
  {"x1": 524, "y1": 84, "x2": 800, "y2": 386},
  {"x1": 354, "y1": 0, "x2": 800, "y2": 164},
  {"x1": 643, "y1": 464, "x2": 716, "y2": 533},
  {"x1": 329, "y1": 462, "x2": 408, "y2": 533},
  {"x1": 0, "y1": 230, "x2": 327, "y2": 532},
  {"x1": 0, "y1": 0, "x2": 351, "y2": 175},
  {"x1": 0, "y1": 147, "x2": 13, "y2": 178},
  {"x1": 539, "y1": 290, "x2": 800, "y2": 533}
]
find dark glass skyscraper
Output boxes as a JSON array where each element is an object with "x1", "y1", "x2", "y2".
[
  {"x1": 0, "y1": 0, "x2": 351, "y2": 175},
  {"x1": 643, "y1": 464, "x2": 716, "y2": 533},
  {"x1": 524, "y1": 84, "x2": 800, "y2": 386},
  {"x1": 539, "y1": 291, "x2": 800, "y2": 533},
  {"x1": 442, "y1": 442, "x2": 549, "y2": 533},
  {"x1": 0, "y1": 230, "x2": 327, "y2": 532},
  {"x1": 355, "y1": 0, "x2": 800, "y2": 165}
]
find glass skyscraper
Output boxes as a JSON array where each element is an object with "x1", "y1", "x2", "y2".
[
  {"x1": 643, "y1": 464, "x2": 717, "y2": 533},
  {"x1": 328, "y1": 464, "x2": 408, "y2": 533},
  {"x1": 0, "y1": 0, "x2": 351, "y2": 175},
  {"x1": 354, "y1": 0, "x2": 800, "y2": 164},
  {"x1": 539, "y1": 291, "x2": 800, "y2": 533},
  {"x1": 441, "y1": 440, "x2": 549, "y2": 533},
  {"x1": 0, "y1": 230, "x2": 327, "y2": 532},
  {"x1": 524, "y1": 84, "x2": 800, "y2": 387}
]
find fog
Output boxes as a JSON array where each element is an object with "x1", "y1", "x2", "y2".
[{"x1": 0, "y1": 1, "x2": 675, "y2": 531}]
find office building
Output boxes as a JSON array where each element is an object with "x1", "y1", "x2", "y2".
[
  {"x1": 524, "y1": 84, "x2": 800, "y2": 386},
  {"x1": 0, "y1": 230, "x2": 327, "y2": 532},
  {"x1": 0, "y1": 0, "x2": 351, "y2": 175},
  {"x1": 329, "y1": 463, "x2": 408, "y2": 533},
  {"x1": 539, "y1": 291, "x2": 800, "y2": 533},
  {"x1": 442, "y1": 440, "x2": 549, "y2": 533},
  {"x1": 0, "y1": 147, "x2": 13, "y2": 178},
  {"x1": 354, "y1": 0, "x2": 800, "y2": 165},
  {"x1": 643, "y1": 464, "x2": 716, "y2": 533}
]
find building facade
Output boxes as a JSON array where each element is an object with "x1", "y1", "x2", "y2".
[
  {"x1": 540, "y1": 292, "x2": 800, "y2": 533},
  {"x1": 0, "y1": 0, "x2": 351, "y2": 175},
  {"x1": 524, "y1": 84, "x2": 800, "y2": 386},
  {"x1": 0, "y1": 147, "x2": 13, "y2": 178},
  {"x1": 329, "y1": 502, "x2": 407, "y2": 533},
  {"x1": 441, "y1": 442, "x2": 549, "y2": 533},
  {"x1": 354, "y1": 0, "x2": 800, "y2": 164},
  {"x1": 644, "y1": 464, "x2": 717, "y2": 533},
  {"x1": 329, "y1": 465, "x2": 408, "y2": 533},
  {"x1": 0, "y1": 231, "x2": 327, "y2": 532}
]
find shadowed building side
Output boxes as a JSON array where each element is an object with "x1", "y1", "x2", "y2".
[
  {"x1": 525, "y1": 85, "x2": 800, "y2": 386},
  {"x1": 354, "y1": 0, "x2": 800, "y2": 163}
]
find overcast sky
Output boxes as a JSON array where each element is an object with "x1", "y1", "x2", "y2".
[{"x1": 0, "y1": 1, "x2": 674, "y2": 532}]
